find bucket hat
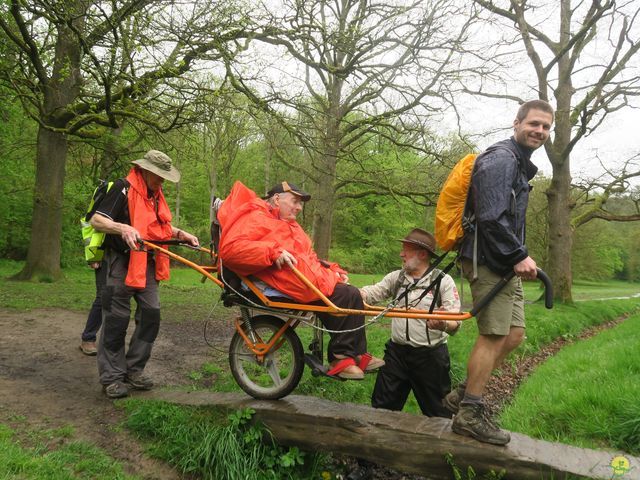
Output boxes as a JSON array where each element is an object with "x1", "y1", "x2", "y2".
[{"x1": 131, "y1": 150, "x2": 181, "y2": 183}]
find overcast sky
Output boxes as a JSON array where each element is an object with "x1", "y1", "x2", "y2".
[
  {"x1": 447, "y1": 95, "x2": 640, "y2": 184},
  {"x1": 240, "y1": 0, "x2": 640, "y2": 186}
]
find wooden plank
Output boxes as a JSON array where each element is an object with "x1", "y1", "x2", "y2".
[{"x1": 149, "y1": 391, "x2": 639, "y2": 480}]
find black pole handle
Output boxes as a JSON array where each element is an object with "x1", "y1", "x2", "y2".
[
  {"x1": 469, "y1": 267, "x2": 553, "y2": 317},
  {"x1": 141, "y1": 238, "x2": 185, "y2": 246},
  {"x1": 536, "y1": 268, "x2": 553, "y2": 309}
]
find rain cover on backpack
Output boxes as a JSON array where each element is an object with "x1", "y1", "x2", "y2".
[{"x1": 434, "y1": 154, "x2": 477, "y2": 251}]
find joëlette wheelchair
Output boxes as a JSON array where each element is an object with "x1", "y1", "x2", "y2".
[{"x1": 141, "y1": 238, "x2": 553, "y2": 401}]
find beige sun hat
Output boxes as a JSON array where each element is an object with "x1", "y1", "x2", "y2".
[{"x1": 131, "y1": 150, "x2": 181, "y2": 183}]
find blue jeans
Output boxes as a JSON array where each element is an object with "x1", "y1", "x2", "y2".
[{"x1": 81, "y1": 261, "x2": 106, "y2": 342}]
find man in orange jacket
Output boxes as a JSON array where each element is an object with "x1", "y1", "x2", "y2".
[
  {"x1": 218, "y1": 180, "x2": 383, "y2": 380},
  {"x1": 90, "y1": 150, "x2": 198, "y2": 399}
]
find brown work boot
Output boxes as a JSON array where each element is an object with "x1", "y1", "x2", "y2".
[
  {"x1": 102, "y1": 381, "x2": 129, "y2": 399},
  {"x1": 79, "y1": 341, "x2": 97, "y2": 356},
  {"x1": 443, "y1": 385, "x2": 465, "y2": 414},
  {"x1": 125, "y1": 372, "x2": 154, "y2": 390},
  {"x1": 452, "y1": 403, "x2": 511, "y2": 445}
]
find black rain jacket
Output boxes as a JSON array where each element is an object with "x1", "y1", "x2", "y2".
[{"x1": 460, "y1": 137, "x2": 538, "y2": 275}]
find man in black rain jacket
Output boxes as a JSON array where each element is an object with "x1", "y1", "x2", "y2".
[{"x1": 445, "y1": 99, "x2": 554, "y2": 445}]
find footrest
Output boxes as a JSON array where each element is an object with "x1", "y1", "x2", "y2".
[{"x1": 303, "y1": 353, "x2": 344, "y2": 381}]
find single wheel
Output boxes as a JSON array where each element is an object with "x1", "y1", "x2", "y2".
[{"x1": 229, "y1": 315, "x2": 304, "y2": 399}]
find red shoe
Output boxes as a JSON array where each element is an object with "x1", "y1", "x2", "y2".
[
  {"x1": 327, "y1": 358, "x2": 364, "y2": 380},
  {"x1": 358, "y1": 353, "x2": 385, "y2": 372}
]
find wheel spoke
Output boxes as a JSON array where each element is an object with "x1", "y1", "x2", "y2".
[
  {"x1": 235, "y1": 352, "x2": 258, "y2": 363},
  {"x1": 265, "y1": 355, "x2": 283, "y2": 386}
]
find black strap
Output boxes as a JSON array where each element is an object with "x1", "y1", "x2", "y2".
[
  {"x1": 392, "y1": 252, "x2": 447, "y2": 306},
  {"x1": 400, "y1": 278, "x2": 420, "y2": 342}
]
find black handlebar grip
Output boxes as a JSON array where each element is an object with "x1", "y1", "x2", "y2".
[{"x1": 536, "y1": 268, "x2": 553, "y2": 309}]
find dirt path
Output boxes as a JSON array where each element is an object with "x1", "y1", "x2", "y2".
[{"x1": 0, "y1": 308, "x2": 234, "y2": 479}]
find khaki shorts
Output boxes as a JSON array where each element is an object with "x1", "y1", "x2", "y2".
[{"x1": 461, "y1": 259, "x2": 525, "y2": 336}]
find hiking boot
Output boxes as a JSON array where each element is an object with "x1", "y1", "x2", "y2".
[
  {"x1": 451, "y1": 403, "x2": 511, "y2": 445},
  {"x1": 443, "y1": 385, "x2": 465, "y2": 414},
  {"x1": 125, "y1": 372, "x2": 154, "y2": 390},
  {"x1": 79, "y1": 341, "x2": 97, "y2": 356},
  {"x1": 103, "y1": 381, "x2": 129, "y2": 399}
]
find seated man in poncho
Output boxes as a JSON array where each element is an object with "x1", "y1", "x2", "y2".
[{"x1": 217, "y1": 180, "x2": 383, "y2": 380}]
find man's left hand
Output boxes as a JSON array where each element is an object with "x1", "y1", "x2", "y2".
[
  {"x1": 275, "y1": 250, "x2": 297, "y2": 269},
  {"x1": 179, "y1": 230, "x2": 199, "y2": 247},
  {"x1": 427, "y1": 319, "x2": 447, "y2": 331},
  {"x1": 514, "y1": 256, "x2": 537, "y2": 280}
]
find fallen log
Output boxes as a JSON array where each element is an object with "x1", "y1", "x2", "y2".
[{"x1": 149, "y1": 390, "x2": 638, "y2": 480}]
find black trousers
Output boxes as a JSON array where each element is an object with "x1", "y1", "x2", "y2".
[
  {"x1": 314, "y1": 283, "x2": 367, "y2": 362},
  {"x1": 371, "y1": 340, "x2": 452, "y2": 418}
]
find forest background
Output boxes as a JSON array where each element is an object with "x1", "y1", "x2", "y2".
[{"x1": 1, "y1": 0, "x2": 639, "y2": 298}]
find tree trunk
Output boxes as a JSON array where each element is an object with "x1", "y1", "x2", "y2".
[
  {"x1": 14, "y1": 128, "x2": 68, "y2": 281},
  {"x1": 311, "y1": 158, "x2": 336, "y2": 260},
  {"x1": 312, "y1": 128, "x2": 339, "y2": 259},
  {"x1": 545, "y1": 2, "x2": 574, "y2": 303},
  {"x1": 545, "y1": 158, "x2": 573, "y2": 303},
  {"x1": 15, "y1": 14, "x2": 83, "y2": 281},
  {"x1": 312, "y1": 80, "x2": 342, "y2": 260},
  {"x1": 99, "y1": 125, "x2": 124, "y2": 179}
]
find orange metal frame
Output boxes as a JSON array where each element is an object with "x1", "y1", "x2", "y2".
[{"x1": 143, "y1": 241, "x2": 471, "y2": 358}]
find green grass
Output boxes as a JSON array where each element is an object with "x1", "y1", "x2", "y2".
[
  {"x1": 501, "y1": 313, "x2": 640, "y2": 456},
  {"x1": 3, "y1": 259, "x2": 640, "y2": 458},
  {"x1": 0, "y1": 423, "x2": 138, "y2": 480},
  {"x1": 121, "y1": 400, "x2": 326, "y2": 480},
  {"x1": 0, "y1": 259, "x2": 228, "y2": 323},
  {"x1": 2, "y1": 259, "x2": 637, "y2": 316}
]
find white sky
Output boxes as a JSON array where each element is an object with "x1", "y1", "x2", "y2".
[{"x1": 228, "y1": 0, "x2": 640, "y2": 186}]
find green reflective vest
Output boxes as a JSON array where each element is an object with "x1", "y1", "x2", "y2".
[{"x1": 81, "y1": 181, "x2": 114, "y2": 263}]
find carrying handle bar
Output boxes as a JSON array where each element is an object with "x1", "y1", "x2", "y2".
[
  {"x1": 139, "y1": 238, "x2": 202, "y2": 249},
  {"x1": 536, "y1": 268, "x2": 553, "y2": 309},
  {"x1": 469, "y1": 268, "x2": 553, "y2": 317}
]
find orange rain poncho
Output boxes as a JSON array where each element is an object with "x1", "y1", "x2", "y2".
[
  {"x1": 125, "y1": 168, "x2": 173, "y2": 288},
  {"x1": 217, "y1": 181, "x2": 346, "y2": 303}
]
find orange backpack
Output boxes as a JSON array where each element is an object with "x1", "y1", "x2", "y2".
[{"x1": 434, "y1": 153, "x2": 477, "y2": 251}]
